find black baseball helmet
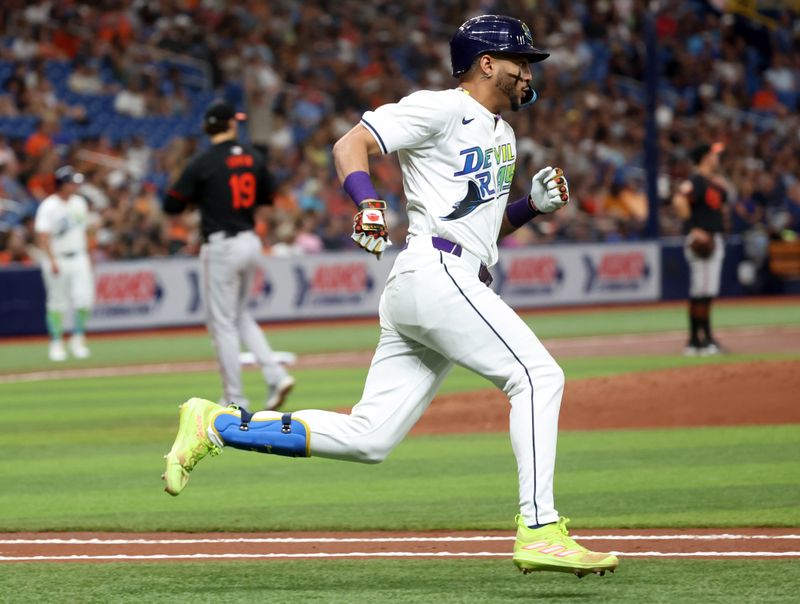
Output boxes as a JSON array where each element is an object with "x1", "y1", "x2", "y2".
[
  {"x1": 54, "y1": 165, "x2": 84, "y2": 186},
  {"x1": 450, "y1": 15, "x2": 549, "y2": 77},
  {"x1": 204, "y1": 100, "x2": 247, "y2": 127}
]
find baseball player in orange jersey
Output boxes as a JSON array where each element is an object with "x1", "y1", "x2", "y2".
[
  {"x1": 163, "y1": 16, "x2": 617, "y2": 578},
  {"x1": 163, "y1": 101, "x2": 294, "y2": 412}
]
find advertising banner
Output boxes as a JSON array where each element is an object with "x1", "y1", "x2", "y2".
[
  {"x1": 0, "y1": 242, "x2": 663, "y2": 335},
  {"x1": 87, "y1": 252, "x2": 394, "y2": 330},
  {"x1": 491, "y1": 242, "x2": 661, "y2": 307}
]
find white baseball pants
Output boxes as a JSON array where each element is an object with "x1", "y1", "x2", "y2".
[
  {"x1": 201, "y1": 230, "x2": 288, "y2": 409},
  {"x1": 41, "y1": 252, "x2": 94, "y2": 312},
  {"x1": 684, "y1": 233, "x2": 725, "y2": 297},
  {"x1": 294, "y1": 236, "x2": 564, "y2": 526}
]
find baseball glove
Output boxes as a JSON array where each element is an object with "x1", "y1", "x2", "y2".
[{"x1": 688, "y1": 228, "x2": 714, "y2": 259}]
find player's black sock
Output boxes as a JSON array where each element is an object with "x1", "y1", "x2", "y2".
[
  {"x1": 698, "y1": 297, "x2": 713, "y2": 344},
  {"x1": 688, "y1": 299, "x2": 702, "y2": 345}
]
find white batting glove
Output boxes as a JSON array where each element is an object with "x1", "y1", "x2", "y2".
[
  {"x1": 529, "y1": 166, "x2": 570, "y2": 213},
  {"x1": 352, "y1": 199, "x2": 392, "y2": 260}
]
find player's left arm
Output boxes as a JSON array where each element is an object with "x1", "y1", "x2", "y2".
[{"x1": 499, "y1": 166, "x2": 570, "y2": 238}]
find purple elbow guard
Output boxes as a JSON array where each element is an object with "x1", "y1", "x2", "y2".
[
  {"x1": 506, "y1": 195, "x2": 541, "y2": 228},
  {"x1": 343, "y1": 171, "x2": 379, "y2": 207}
]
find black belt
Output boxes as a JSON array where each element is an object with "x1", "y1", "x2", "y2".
[
  {"x1": 56, "y1": 251, "x2": 78, "y2": 258},
  {"x1": 407, "y1": 236, "x2": 493, "y2": 286},
  {"x1": 202, "y1": 230, "x2": 245, "y2": 243}
]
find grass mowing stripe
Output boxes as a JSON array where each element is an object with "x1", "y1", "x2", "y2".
[
  {"x1": 1, "y1": 426, "x2": 797, "y2": 531},
  {"x1": 2, "y1": 299, "x2": 798, "y2": 374},
  {"x1": 523, "y1": 302, "x2": 800, "y2": 338},
  {"x1": 0, "y1": 560, "x2": 797, "y2": 603},
  {"x1": 3, "y1": 353, "x2": 798, "y2": 421}
]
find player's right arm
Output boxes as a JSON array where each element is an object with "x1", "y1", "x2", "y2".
[
  {"x1": 672, "y1": 179, "x2": 692, "y2": 220},
  {"x1": 334, "y1": 92, "x2": 449, "y2": 259},
  {"x1": 164, "y1": 159, "x2": 201, "y2": 215},
  {"x1": 34, "y1": 205, "x2": 59, "y2": 275},
  {"x1": 332, "y1": 123, "x2": 382, "y2": 182},
  {"x1": 333, "y1": 124, "x2": 391, "y2": 259}
]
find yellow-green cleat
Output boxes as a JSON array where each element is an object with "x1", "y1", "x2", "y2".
[
  {"x1": 162, "y1": 397, "x2": 224, "y2": 496},
  {"x1": 512, "y1": 515, "x2": 619, "y2": 578}
]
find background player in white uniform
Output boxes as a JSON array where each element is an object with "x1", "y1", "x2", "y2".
[
  {"x1": 164, "y1": 16, "x2": 618, "y2": 578},
  {"x1": 34, "y1": 166, "x2": 94, "y2": 361}
]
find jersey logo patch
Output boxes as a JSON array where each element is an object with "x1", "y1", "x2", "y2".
[
  {"x1": 461, "y1": 117, "x2": 475, "y2": 125},
  {"x1": 441, "y1": 180, "x2": 490, "y2": 221}
]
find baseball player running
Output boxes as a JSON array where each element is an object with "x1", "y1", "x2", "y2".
[
  {"x1": 163, "y1": 16, "x2": 617, "y2": 578},
  {"x1": 35, "y1": 166, "x2": 94, "y2": 361},
  {"x1": 672, "y1": 142, "x2": 729, "y2": 356},
  {"x1": 163, "y1": 100, "x2": 294, "y2": 412}
]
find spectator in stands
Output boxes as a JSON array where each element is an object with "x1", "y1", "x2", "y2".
[
  {"x1": 785, "y1": 182, "x2": 800, "y2": 239},
  {"x1": 67, "y1": 61, "x2": 106, "y2": 95},
  {"x1": 78, "y1": 169, "x2": 111, "y2": 211},
  {"x1": 9, "y1": 26, "x2": 39, "y2": 62},
  {"x1": 751, "y1": 80, "x2": 782, "y2": 113},
  {"x1": 0, "y1": 227, "x2": 33, "y2": 265},
  {"x1": 269, "y1": 219, "x2": 301, "y2": 257},
  {"x1": 113, "y1": 76, "x2": 147, "y2": 117},
  {"x1": 125, "y1": 135, "x2": 152, "y2": 181},
  {"x1": 244, "y1": 51, "x2": 282, "y2": 158},
  {"x1": 23, "y1": 111, "x2": 58, "y2": 158},
  {"x1": 0, "y1": 0, "x2": 798, "y2": 264},
  {"x1": 25, "y1": 146, "x2": 60, "y2": 201},
  {"x1": 294, "y1": 211, "x2": 324, "y2": 254}
]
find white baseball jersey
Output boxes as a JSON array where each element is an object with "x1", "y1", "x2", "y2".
[
  {"x1": 285, "y1": 88, "x2": 564, "y2": 528},
  {"x1": 34, "y1": 193, "x2": 90, "y2": 256},
  {"x1": 361, "y1": 88, "x2": 517, "y2": 267}
]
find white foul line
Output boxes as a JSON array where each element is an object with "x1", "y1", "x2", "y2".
[
  {"x1": 1, "y1": 534, "x2": 798, "y2": 545},
  {"x1": 1, "y1": 551, "x2": 799, "y2": 562}
]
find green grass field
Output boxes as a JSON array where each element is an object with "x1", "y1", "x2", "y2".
[
  {"x1": 1, "y1": 299, "x2": 799, "y2": 602},
  {"x1": 2, "y1": 560, "x2": 798, "y2": 604}
]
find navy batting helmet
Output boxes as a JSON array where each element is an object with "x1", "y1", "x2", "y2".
[
  {"x1": 54, "y1": 165, "x2": 84, "y2": 187},
  {"x1": 450, "y1": 15, "x2": 549, "y2": 77}
]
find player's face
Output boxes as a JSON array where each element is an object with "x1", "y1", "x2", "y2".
[
  {"x1": 59, "y1": 182, "x2": 79, "y2": 197},
  {"x1": 493, "y1": 56, "x2": 532, "y2": 112},
  {"x1": 700, "y1": 152, "x2": 720, "y2": 174}
]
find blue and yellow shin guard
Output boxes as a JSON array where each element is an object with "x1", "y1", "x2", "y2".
[{"x1": 213, "y1": 407, "x2": 310, "y2": 457}]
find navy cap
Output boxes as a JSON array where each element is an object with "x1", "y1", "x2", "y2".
[{"x1": 54, "y1": 165, "x2": 84, "y2": 186}]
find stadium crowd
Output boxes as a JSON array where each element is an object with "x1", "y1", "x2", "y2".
[{"x1": 0, "y1": 0, "x2": 798, "y2": 266}]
